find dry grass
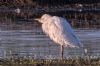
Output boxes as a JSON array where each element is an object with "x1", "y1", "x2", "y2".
[{"x1": 0, "y1": 57, "x2": 100, "y2": 66}]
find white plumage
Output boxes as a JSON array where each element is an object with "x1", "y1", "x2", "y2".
[
  {"x1": 35, "y1": 14, "x2": 82, "y2": 48},
  {"x1": 35, "y1": 14, "x2": 83, "y2": 59},
  {"x1": 15, "y1": 8, "x2": 21, "y2": 14}
]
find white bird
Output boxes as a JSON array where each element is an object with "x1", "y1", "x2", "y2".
[
  {"x1": 15, "y1": 8, "x2": 21, "y2": 14},
  {"x1": 35, "y1": 14, "x2": 83, "y2": 59}
]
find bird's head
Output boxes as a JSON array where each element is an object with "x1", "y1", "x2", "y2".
[{"x1": 34, "y1": 14, "x2": 52, "y2": 24}]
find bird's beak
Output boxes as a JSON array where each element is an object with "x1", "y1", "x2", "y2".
[
  {"x1": 34, "y1": 18, "x2": 43, "y2": 23},
  {"x1": 34, "y1": 18, "x2": 40, "y2": 21}
]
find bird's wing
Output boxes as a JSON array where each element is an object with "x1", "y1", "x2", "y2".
[{"x1": 51, "y1": 16, "x2": 83, "y2": 48}]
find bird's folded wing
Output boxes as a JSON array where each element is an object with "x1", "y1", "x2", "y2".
[{"x1": 52, "y1": 16, "x2": 83, "y2": 48}]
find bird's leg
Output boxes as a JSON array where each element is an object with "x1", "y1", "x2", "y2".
[{"x1": 60, "y1": 45, "x2": 64, "y2": 60}]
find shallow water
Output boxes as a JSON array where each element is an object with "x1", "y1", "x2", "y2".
[{"x1": 0, "y1": 28, "x2": 100, "y2": 59}]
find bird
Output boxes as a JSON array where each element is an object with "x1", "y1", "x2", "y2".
[
  {"x1": 15, "y1": 8, "x2": 21, "y2": 14},
  {"x1": 35, "y1": 14, "x2": 83, "y2": 59}
]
